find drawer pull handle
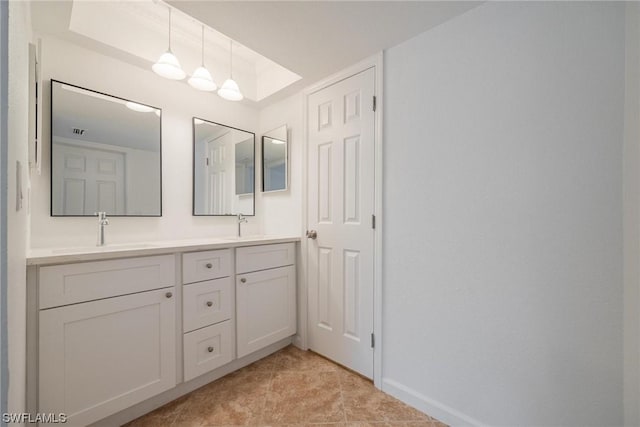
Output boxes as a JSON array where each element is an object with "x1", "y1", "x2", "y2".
[
  {"x1": 206, "y1": 301, "x2": 213, "y2": 307},
  {"x1": 207, "y1": 346, "x2": 214, "y2": 353},
  {"x1": 165, "y1": 292, "x2": 173, "y2": 298},
  {"x1": 205, "y1": 263, "x2": 213, "y2": 269},
  {"x1": 240, "y1": 278, "x2": 247, "y2": 283}
]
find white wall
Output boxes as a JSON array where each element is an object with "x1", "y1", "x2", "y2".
[
  {"x1": 382, "y1": 2, "x2": 624, "y2": 426},
  {"x1": 30, "y1": 36, "x2": 262, "y2": 249},
  {"x1": 258, "y1": 92, "x2": 303, "y2": 236},
  {"x1": 624, "y1": 3, "x2": 640, "y2": 426},
  {"x1": 7, "y1": 0, "x2": 32, "y2": 418}
]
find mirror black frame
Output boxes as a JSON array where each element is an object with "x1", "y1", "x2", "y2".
[
  {"x1": 50, "y1": 79, "x2": 163, "y2": 217},
  {"x1": 192, "y1": 117, "x2": 256, "y2": 216}
]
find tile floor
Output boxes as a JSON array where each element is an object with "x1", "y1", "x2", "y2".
[{"x1": 124, "y1": 345, "x2": 447, "y2": 427}]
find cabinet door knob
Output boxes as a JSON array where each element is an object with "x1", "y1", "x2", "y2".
[
  {"x1": 165, "y1": 292, "x2": 173, "y2": 298},
  {"x1": 205, "y1": 263, "x2": 213, "y2": 269},
  {"x1": 206, "y1": 301, "x2": 213, "y2": 307},
  {"x1": 207, "y1": 346, "x2": 214, "y2": 353},
  {"x1": 240, "y1": 278, "x2": 247, "y2": 283}
]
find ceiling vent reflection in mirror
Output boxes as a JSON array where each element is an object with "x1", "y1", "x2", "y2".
[{"x1": 66, "y1": 0, "x2": 301, "y2": 102}]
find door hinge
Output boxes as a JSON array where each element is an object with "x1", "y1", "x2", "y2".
[
  {"x1": 373, "y1": 96, "x2": 377, "y2": 112},
  {"x1": 206, "y1": 157, "x2": 209, "y2": 166},
  {"x1": 371, "y1": 214, "x2": 376, "y2": 230},
  {"x1": 371, "y1": 333, "x2": 375, "y2": 348}
]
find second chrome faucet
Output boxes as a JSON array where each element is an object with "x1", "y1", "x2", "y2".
[
  {"x1": 237, "y1": 213, "x2": 248, "y2": 238},
  {"x1": 96, "y1": 212, "x2": 109, "y2": 246}
]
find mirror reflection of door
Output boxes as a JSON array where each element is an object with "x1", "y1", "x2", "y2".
[
  {"x1": 193, "y1": 118, "x2": 255, "y2": 216},
  {"x1": 203, "y1": 129, "x2": 233, "y2": 215},
  {"x1": 53, "y1": 142, "x2": 125, "y2": 215}
]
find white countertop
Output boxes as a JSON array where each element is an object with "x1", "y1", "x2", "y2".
[{"x1": 27, "y1": 235, "x2": 301, "y2": 266}]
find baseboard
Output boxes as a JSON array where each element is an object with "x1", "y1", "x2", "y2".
[
  {"x1": 382, "y1": 378, "x2": 487, "y2": 427},
  {"x1": 292, "y1": 334, "x2": 306, "y2": 350}
]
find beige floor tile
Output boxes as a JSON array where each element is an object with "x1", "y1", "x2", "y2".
[
  {"x1": 176, "y1": 371, "x2": 272, "y2": 427},
  {"x1": 272, "y1": 346, "x2": 340, "y2": 372},
  {"x1": 122, "y1": 345, "x2": 442, "y2": 427},
  {"x1": 262, "y1": 371, "x2": 344, "y2": 424},
  {"x1": 123, "y1": 395, "x2": 189, "y2": 426},
  {"x1": 243, "y1": 352, "x2": 281, "y2": 373},
  {"x1": 339, "y1": 373, "x2": 429, "y2": 423}
]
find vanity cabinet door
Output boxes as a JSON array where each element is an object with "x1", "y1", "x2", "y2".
[
  {"x1": 236, "y1": 265, "x2": 296, "y2": 358},
  {"x1": 39, "y1": 287, "x2": 176, "y2": 426}
]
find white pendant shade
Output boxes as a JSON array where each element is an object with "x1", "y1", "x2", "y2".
[
  {"x1": 188, "y1": 67, "x2": 217, "y2": 91},
  {"x1": 218, "y1": 78, "x2": 243, "y2": 101},
  {"x1": 152, "y1": 8, "x2": 185, "y2": 81},
  {"x1": 189, "y1": 25, "x2": 217, "y2": 92},
  {"x1": 152, "y1": 50, "x2": 186, "y2": 80}
]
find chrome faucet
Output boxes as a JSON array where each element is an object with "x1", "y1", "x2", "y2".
[
  {"x1": 96, "y1": 212, "x2": 109, "y2": 246},
  {"x1": 237, "y1": 213, "x2": 248, "y2": 238}
]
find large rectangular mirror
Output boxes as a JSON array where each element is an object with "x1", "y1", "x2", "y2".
[
  {"x1": 51, "y1": 80, "x2": 162, "y2": 216},
  {"x1": 193, "y1": 118, "x2": 255, "y2": 216},
  {"x1": 262, "y1": 125, "x2": 288, "y2": 193}
]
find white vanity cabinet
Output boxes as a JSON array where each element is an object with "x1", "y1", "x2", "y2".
[
  {"x1": 37, "y1": 255, "x2": 176, "y2": 427},
  {"x1": 236, "y1": 243, "x2": 297, "y2": 358},
  {"x1": 182, "y1": 249, "x2": 234, "y2": 381},
  {"x1": 27, "y1": 236, "x2": 299, "y2": 426}
]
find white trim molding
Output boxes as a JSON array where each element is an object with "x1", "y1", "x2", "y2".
[{"x1": 382, "y1": 378, "x2": 488, "y2": 427}]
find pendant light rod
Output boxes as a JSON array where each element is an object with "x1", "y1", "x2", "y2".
[
  {"x1": 201, "y1": 25, "x2": 205, "y2": 66},
  {"x1": 229, "y1": 39, "x2": 233, "y2": 79},
  {"x1": 168, "y1": 8, "x2": 172, "y2": 51}
]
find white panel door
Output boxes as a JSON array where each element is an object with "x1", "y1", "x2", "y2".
[
  {"x1": 307, "y1": 68, "x2": 375, "y2": 378},
  {"x1": 52, "y1": 142, "x2": 125, "y2": 215},
  {"x1": 39, "y1": 288, "x2": 176, "y2": 426}
]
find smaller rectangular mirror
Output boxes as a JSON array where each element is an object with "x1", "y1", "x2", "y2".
[
  {"x1": 262, "y1": 125, "x2": 288, "y2": 192},
  {"x1": 193, "y1": 118, "x2": 255, "y2": 216}
]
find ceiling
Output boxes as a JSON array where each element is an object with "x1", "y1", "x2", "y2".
[
  {"x1": 168, "y1": 1, "x2": 481, "y2": 104},
  {"x1": 32, "y1": 1, "x2": 481, "y2": 108}
]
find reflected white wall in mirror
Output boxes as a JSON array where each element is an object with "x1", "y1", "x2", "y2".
[
  {"x1": 51, "y1": 80, "x2": 162, "y2": 216},
  {"x1": 262, "y1": 125, "x2": 288, "y2": 192},
  {"x1": 193, "y1": 118, "x2": 255, "y2": 216}
]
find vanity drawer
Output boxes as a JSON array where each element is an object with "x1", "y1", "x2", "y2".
[
  {"x1": 39, "y1": 255, "x2": 175, "y2": 309},
  {"x1": 183, "y1": 320, "x2": 233, "y2": 382},
  {"x1": 183, "y1": 249, "x2": 231, "y2": 284},
  {"x1": 236, "y1": 243, "x2": 295, "y2": 274},
  {"x1": 183, "y1": 278, "x2": 232, "y2": 333}
]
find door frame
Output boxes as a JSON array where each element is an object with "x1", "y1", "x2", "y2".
[{"x1": 298, "y1": 52, "x2": 384, "y2": 387}]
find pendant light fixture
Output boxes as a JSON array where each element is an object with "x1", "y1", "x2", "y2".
[
  {"x1": 152, "y1": 7, "x2": 186, "y2": 80},
  {"x1": 188, "y1": 25, "x2": 217, "y2": 91},
  {"x1": 218, "y1": 40, "x2": 243, "y2": 101}
]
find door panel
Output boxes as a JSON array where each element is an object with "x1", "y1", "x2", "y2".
[{"x1": 307, "y1": 67, "x2": 375, "y2": 378}]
